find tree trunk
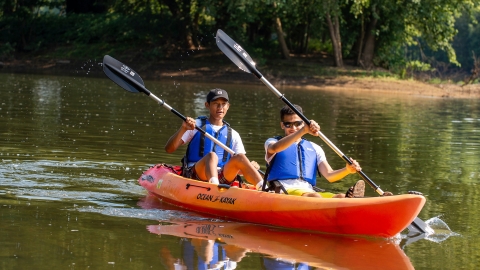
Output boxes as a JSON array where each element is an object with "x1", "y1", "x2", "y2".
[
  {"x1": 326, "y1": 13, "x2": 343, "y2": 67},
  {"x1": 274, "y1": 17, "x2": 290, "y2": 59},
  {"x1": 163, "y1": 0, "x2": 195, "y2": 49},
  {"x1": 303, "y1": 21, "x2": 311, "y2": 53},
  {"x1": 191, "y1": 10, "x2": 200, "y2": 48},
  {"x1": 299, "y1": 24, "x2": 305, "y2": 54},
  {"x1": 184, "y1": 25, "x2": 195, "y2": 49},
  {"x1": 359, "y1": 14, "x2": 377, "y2": 69},
  {"x1": 1, "y1": 1, "x2": 15, "y2": 15},
  {"x1": 273, "y1": 2, "x2": 290, "y2": 59},
  {"x1": 351, "y1": 14, "x2": 365, "y2": 66}
]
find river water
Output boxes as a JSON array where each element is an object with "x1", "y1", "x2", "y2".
[{"x1": 1, "y1": 72, "x2": 479, "y2": 269}]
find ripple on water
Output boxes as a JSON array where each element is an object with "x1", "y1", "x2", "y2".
[
  {"x1": 0, "y1": 159, "x2": 146, "y2": 205},
  {"x1": 75, "y1": 206, "x2": 217, "y2": 222}
]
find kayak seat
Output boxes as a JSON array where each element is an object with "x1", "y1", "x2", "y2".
[
  {"x1": 262, "y1": 180, "x2": 324, "y2": 194},
  {"x1": 262, "y1": 156, "x2": 288, "y2": 194},
  {"x1": 265, "y1": 180, "x2": 288, "y2": 194},
  {"x1": 312, "y1": 186, "x2": 325, "y2": 192}
]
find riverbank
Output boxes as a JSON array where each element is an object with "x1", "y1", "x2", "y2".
[{"x1": 1, "y1": 53, "x2": 479, "y2": 99}]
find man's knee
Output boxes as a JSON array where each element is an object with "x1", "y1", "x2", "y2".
[
  {"x1": 204, "y1": 152, "x2": 219, "y2": 162},
  {"x1": 230, "y1": 153, "x2": 248, "y2": 163},
  {"x1": 301, "y1": 192, "x2": 322, "y2": 198}
]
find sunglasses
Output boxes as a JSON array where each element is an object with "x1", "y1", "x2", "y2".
[{"x1": 282, "y1": 121, "x2": 304, "y2": 128}]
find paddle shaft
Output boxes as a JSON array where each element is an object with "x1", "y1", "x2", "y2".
[{"x1": 103, "y1": 60, "x2": 235, "y2": 156}]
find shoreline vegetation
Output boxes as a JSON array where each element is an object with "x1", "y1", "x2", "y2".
[
  {"x1": 2, "y1": 1, "x2": 480, "y2": 100},
  {"x1": 1, "y1": 52, "x2": 480, "y2": 99}
]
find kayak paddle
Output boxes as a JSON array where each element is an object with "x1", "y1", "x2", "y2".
[
  {"x1": 215, "y1": 29, "x2": 431, "y2": 234},
  {"x1": 102, "y1": 55, "x2": 236, "y2": 160}
]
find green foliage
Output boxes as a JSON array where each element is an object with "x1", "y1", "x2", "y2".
[
  {"x1": 308, "y1": 38, "x2": 333, "y2": 54},
  {"x1": 143, "y1": 47, "x2": 165, "y2": 60},
  {"x1": 453, "y1": 10, "x2": 480, "y2": 71},
  {"x1": 0, "y1": 0, "x2": 479, "y2": 79},
  {"x1": 0, "y1": 6, "x2": 180, "y2": 58},
  {"x1": 0, "y1": 42, "x2": 14, "y2": 60},
  {"x1": 406, "y1": 60, "x2": 433, "y2": 76},
  {"x1": 427, "y1": 77, "x2": 444, "y2": 84}
]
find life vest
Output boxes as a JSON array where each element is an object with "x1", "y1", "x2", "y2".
[
  {"x1": 185, "y1": 116, "x2": 233, "y2": 167},
  {"x1": 182, "y1": 239, "x2": 225, "y2": 269},
  {"x1": 263, "y1": 257, "x2": 309, "y2": 270},
  {"x1": 266, "y1": 138, "x2": 318, "y2": 186}
]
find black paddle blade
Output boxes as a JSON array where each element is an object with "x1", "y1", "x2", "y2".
[
  {"x1": 102, "y1": 55, "x2": 148, "y2": 94},
  {"x1": 408, "y1": 217, "x2": 433, "y2": 234},
  {"x1": 216, "y1": 29, "x2": 260, "y2": 76}
]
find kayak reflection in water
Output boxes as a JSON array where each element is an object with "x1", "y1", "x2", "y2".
[
  {"x1": 159, "y1": 237, "x2": 247, "y2": 270},
  {"x1": 148, "y1": 221, "x2": 414, "y2": 270}
]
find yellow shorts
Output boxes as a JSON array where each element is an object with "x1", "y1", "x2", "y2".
[{"x1": 286, "y1": 187, "x2": 335, "y2": 198}]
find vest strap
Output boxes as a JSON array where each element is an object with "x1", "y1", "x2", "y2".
[{"x1": 198, "y1": 116, "x2": 207, "y2": 157}]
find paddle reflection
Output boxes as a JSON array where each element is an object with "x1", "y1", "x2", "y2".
[{"x1": 146, "y1": 220, "x2": 414, "y2": 270}]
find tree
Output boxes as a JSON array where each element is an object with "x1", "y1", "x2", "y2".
[
  {"x1": 348, "y1": 0, "x2": 479, "y2": 70},
  {"x1": 162, "y1": 0, "x2": 196, "y2": 49},
  {"x1": 66, "y1": 0, "x2": 107, "y2": 14},
  {"x1": 357, "y1": 4, "x2": 377, "y2": 69},
  {"x1": 273, "y1": 1, "x2": 290, "y2": 59},
  {"x1": 324, "y1": 0, "x2": 343, "y2": 67}
]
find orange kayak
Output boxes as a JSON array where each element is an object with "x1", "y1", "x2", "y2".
[
  {"x1": 147, "y1": 220, "x2": 414, "y2": 270},
  {"x1": 139, "y1": 164, "x2": 426, "y2": 238}
]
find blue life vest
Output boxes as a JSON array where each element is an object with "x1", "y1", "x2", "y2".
[
  {"x1": 267, "y1": 138, "x2": 318, "y2": 186},
  {"x1": 263, "y1": 258, "x2": 311, "y2": 270},
  {"x1": 186, "y1": 116, "x2": 233, "y2": 167},
  {"x1": 182, "y1": 239, "x2": 225, "y2": 270}
]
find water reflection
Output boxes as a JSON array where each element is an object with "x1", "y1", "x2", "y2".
[
  {"x1": 193, "y1": 91, "x2": 209, "y2": 116},
  {"x1": 147, "y1": 220, "x2": 414, "y2": 270},
  {"x1": 32, "y1": 78, "x2": 63, "y2": 137},
  {"x1": 157, "y1": 236, "x2": 246, "y2": 270}
]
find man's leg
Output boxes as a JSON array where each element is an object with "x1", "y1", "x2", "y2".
[
  {"x1": 302, "y1": 192, "x2": 322, "y2": 197},
  {"x1": 222, "y1": 154, "x2": 262, "y2": 185},
  {"x1": 286, "y1": 187, "x2": 322, "y2": 197},
  {"x1": 193, "y1": 152, "x2": 219, "y2": 181}
]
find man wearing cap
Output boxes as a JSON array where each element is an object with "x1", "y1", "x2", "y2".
[{"x1": 165, "y1": 88, "x2": 263, "y2": 188}]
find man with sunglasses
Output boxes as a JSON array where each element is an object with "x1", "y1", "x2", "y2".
[
  {"x1": 262, "y1": 104, "x2": 365, "y2": 198},
  {"x1": 165, "y1": 88, "x2": 263, "y2": 188}
]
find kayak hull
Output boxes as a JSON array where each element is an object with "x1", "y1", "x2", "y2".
[{"x1": 139, "y1": 164, "x2": 426, "y2": 238}]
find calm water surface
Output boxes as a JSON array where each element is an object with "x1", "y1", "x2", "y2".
[{"x1": 1, "y1": 72, "x2": 479, "y2": 269}]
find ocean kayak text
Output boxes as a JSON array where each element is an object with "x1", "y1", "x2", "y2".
[{"x1": 197, "y1": 193, "x2": 237, "y2": 205}]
